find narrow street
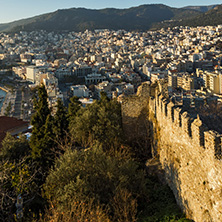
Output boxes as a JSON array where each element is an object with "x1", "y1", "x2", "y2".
[
  {"x1": 13, "y1": 88, "x2": 22, "y2": 119},
  {"x1": 10, "y1": 83, "x2": 33, "y2": 120}
]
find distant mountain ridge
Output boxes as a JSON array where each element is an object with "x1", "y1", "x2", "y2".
[
  {"x1": 182, "y1": 5, "x2": 218, "y2": 12},
  {"x1": 151, "y1": 5, "x2": 222, "y2": 30},
  {"x1": 0, "y1": 4, "x2": 220, "y2": 33}
]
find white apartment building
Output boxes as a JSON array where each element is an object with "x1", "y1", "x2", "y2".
[
  {"x1": 26, "y1": 66, "x2": 48, "y2": 83},
  {"x1": 203, "y1": 71, "x2": 222, "y2": 94},
  {"x1": 70, "y1": 85, "x2": 89, "y2": 98}
]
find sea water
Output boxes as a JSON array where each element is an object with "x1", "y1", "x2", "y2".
[{"x1": 0, "y1": 89, "x2": 7, "y2": 110}]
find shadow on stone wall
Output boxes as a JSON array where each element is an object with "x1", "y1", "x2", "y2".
[
  {"x1": 122, "y1": 109, "x2": 152, "y2": 162},
  {"x1": 122, "y1": 82, "x2": 220, "y2": 222},
  {"x1": 121, "y1": 82, "x2": 153, "y2": 162}
]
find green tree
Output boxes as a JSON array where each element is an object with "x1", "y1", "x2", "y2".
[
  {"x1": 94, "y1": 96, "x2": 122, "y2": 150},
  {"x1": 29, "y1": 85, "x2": 52, "y2": 161},
  {"x1": 53, "y1": 98, "x2": 68, "y2": 143},
  {"x1": 44, "y1": 147, "x2": 148, "y2": 221},
  {"x1": 27, "y1": 85, "x2": 56, "y2": 219},
  {"x1": 69, "y1": 101, "x2": 99, "y2": 147},
  {"x1": 39, "y1": 114, "x2": 56, "y2": 167},
  {"x1": 0, "y1": 135, "x2": 40, "y2": 221},
  {"x1": 68, "y1": 96, "x2": 81, "y2": 120},
  {"x1": 0, "y1": 133, "x2": 30, "y2": 161},
  {"x1": 69, "y1": 94, "x2": 122, "y2": 150},
  {"x1": 4, "y1": 101, "x2": 12, "y2": 116}
]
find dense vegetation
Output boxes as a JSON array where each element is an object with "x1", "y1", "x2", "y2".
[
  {"x1": 182, "y1": 5, "x2": 217, "y2": 13},
  {"x1": 151, "y1": 5, "x2": 222, "y2": 30},
  {"x1": 0, "y1": 85, "x2": 193, "y2": 221}
]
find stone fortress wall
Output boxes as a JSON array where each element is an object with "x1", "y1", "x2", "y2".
[{"x1": 122, "y1": 82, "x2": 222, "y2": 222}]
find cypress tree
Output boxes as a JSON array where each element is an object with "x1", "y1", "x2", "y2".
[
  {"x1": 53, "y1": 98, "x2": 68, "y2": 142},
  {"x1": 40, "y1": 114, "x2": 55, "y2": 167},
  {"x1": 29, "y1": 85, "x2": 53, "y2": 162},
  {"x1": 26, "y1": 85, "x2": 56, "y2": 218}
]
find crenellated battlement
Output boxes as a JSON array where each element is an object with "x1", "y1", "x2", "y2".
[
  {"x1": 149, "y1": 92, "x2": 222, "y2": 161},
  {"x1": 122, "y1": 82, "x2": 222, "y2": 221}
]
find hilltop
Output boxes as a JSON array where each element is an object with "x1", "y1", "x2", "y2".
[
  {"x1": 0, "y1": 4, "x2": 203, "y2": 32},
  {"x1": 151, "y1": 5, "x2": 222, "y2": 30},
  {"x1": 182, "y1": 4, "x2": 218, "y2": 12}
]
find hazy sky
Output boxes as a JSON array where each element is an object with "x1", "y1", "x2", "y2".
[{"x1": 0, "y1": 0, "x2": 221, "y2": 23}]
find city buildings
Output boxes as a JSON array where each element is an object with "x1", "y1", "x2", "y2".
[{"x1": 0, "y1": 25, "x2": 222, "y2": 117}]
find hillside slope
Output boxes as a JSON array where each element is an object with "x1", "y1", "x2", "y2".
[{"x1": 0, "y1": 4, "x2": 202, "y2": 32}]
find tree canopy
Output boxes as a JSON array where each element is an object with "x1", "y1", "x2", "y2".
[
  {"x1": 0, "y1": 88, "x2": 193, "y2": 222},
  {"x1": 44, "y1": 147, "x2": 147, "y2": 222},
  {"x1": 69, "y1": 95, "x2": 122, "y2": 151}
]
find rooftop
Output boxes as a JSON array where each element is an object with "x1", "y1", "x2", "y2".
[{"x1": 0, "y1": 116, "x2": 29, "y2": 132}]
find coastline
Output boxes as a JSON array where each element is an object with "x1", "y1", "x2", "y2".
[
  {"x1": 0, "y1": 86, "x2": 16, "y2": 116},
  {"x1": 0, "y1": 88, "x2": 7, "y2": 113},
  {"x1": 0, "y1": 86, "x2": 9, "y2": 93}
]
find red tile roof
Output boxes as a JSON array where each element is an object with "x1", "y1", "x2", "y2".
[
  {"x1": 0, "y1": 117, "x2": 29, "y2": 147},
  {"x1": 0, "y1": 116, "x2": 29, "y2": 132}
]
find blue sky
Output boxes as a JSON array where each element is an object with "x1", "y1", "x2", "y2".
[{"x1": 0, "y1": 0, "x2": 221, "y2": 23}]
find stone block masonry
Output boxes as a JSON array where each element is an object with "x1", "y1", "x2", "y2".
[
  {"x1": 121, "y1": 82, "x2": 151, "y2": 142},
  {"x1": 122, "y1": 82, "x2": 222, "y2": 222}
]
